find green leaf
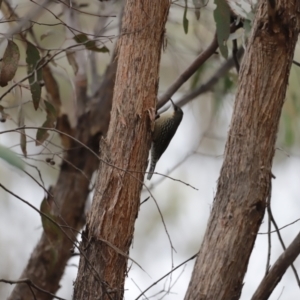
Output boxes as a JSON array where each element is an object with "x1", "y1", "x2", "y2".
[
  {"x1": 18, "y1": 106, "x2": 27, "y2": 157},
  {"x1": 36, "y1": 101, "x2": 57, "y2": 145},
  {"x1": 0, "y1": 144, "x2": 24, "y2": 170},
  {"x1": 26, "y1": 42, "x2": 42, "y2": 110},
  {"x1": 183, "y1": 0, "x2": 189, "y2": 34},
  {"x1": 0, "y1": 40, "x2": 20, "y2": 87},
  {"x1": 73, "y1": 34, "x2": 109, "y2": 53},
  {"x1": 214, "y1": 0, "x2": 230, "y2": 59}
]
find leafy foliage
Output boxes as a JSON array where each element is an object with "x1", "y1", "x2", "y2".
[
  {"x1": 26, "y1": 42, "x2": 43, "y2": 110},
  {"x1": 73, "y1": 34, "x2": 109, "y2": 53},
  {"x1": 183, "y1": 0, "x2": 189, "y2": 34},
  {"x1": 213, "y1": 0, "x2": 230, "y2": 59}
]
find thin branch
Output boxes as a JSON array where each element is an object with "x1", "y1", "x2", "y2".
[
  {"x1": 251, "y1": 231, "x2": 300, "y2": 300},
  {"x1": 1, "y1": 131, "x2": 174, "y2": 284},
  {"x1": 56, "y1": 0, "x2": 116, "y2": 18},
  {"x1": 98, "y1": 238, "x2": 146, "y2": 273},
  {"x1": 177, "y1": 46, "x2": 244, "y2": 108},
  {"x1": 1, "y1": 126, "x2": 198, "y2": 191},
  {"x1": 0, "y1": 127, "x2": 181, "y2": 277},
  {"x1": 267, "y1": 204, "x2": 300, "y2": 286},
  {"x1": 145, "y1": 171, "x2": 198, "y2": 190},
  {"x1": 0, "y1": 183, "x2": 111, "y2": 291},
  {"x1": 25, "y1": 162, "x2": 46, "y2": 188},
  {"x1": 0, "y1": 278, "x2": 67, "y2": 300},
  {"x1": 23, "y1": 170, "x2": 51, "y2": 197},
  {"x1": 157, "y1": 33, "x2": 218, "y2": 109},
  {"x1": 293, "y1": 60, "x2": 300, "y2": 67},
  {"x1": 1, "y1": 0, "x2": 52, "y2": 43},
  {"x1": 145, "y1": 108, "x2": 220, "y2": 189},
  {"x1": 258, "y1": 217, "x2": 300, "y2": 235},
  {"x1": 158, "y1": 23, "x2": 242, "y2": 110},
  {"x1": 0, "y1": 41, "x2": 111, "y2": 102},
  {"x1": 135, "y1": 253, "x2": 197, "y2": 300},
  {"x1": 132, "y1": 279, "x2": 150, "y2": 300},
  {"x1": 266, "y1": 184, "x2": 272, "y2": 275}
]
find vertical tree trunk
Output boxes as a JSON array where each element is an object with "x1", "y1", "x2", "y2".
[
  {"x1": 8, "y1": 23, "x2": 118, "y2": 300},
  {"x1": 185, "y1": 1, "x2": 300, "y2": 300},
  {"x1": 73, "y1": 1, "x2": 170, "y2": 299}
]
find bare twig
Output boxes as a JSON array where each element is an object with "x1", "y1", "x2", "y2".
[
  {"x1": 0, "y1": 278, "x2": 66, "y2": 300},
  {"x1": 293, "y1": 60, "x2": 300, "y2": 67},
  {"x1": 258, "y1": 217, "x2": 300, "y2": 234},
  {"x1": 56, "y1": 0, "x2": 116, "y2": 18},
  {"x1": 177, "y1": 46, "x2": 244, "y2": 108},
  {"x1": 135, "y1": 253, "x2": 197, "y2": 300},
  {"x1": 251, "y1": 231, "x2": 300, "y2": 300},
  {"x1": 1, "y1": 126, "x2": 198, "y2": 191},
  {"x1": 145, "y1": 171, "x2": 198, "y2": 190},
  {"x1": 0, "y1": 183, "x2": 118, "y2": 295},
  {"x1": 158, "y1": 23, "x2": 243, "y2": 110},
  {"x1": 23, "y1": 170, "x2": 51, "y2": 196},
  {"x1": 266, "y1": 184, "x2": 272, "y2": 275},
  {"x1": 1, "y1": 0, "x2": 52, "y2": 43},
  {"x1": 267, "y1": 204, "x2": 300, "y2": 286},
  {"x1": 157, "y1": 33, "x2": 218, "y2": 109},
  {"x1": 0, "y1": 40, "x2": 110, "y2": 102}
]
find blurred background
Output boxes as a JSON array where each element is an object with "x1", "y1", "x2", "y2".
[{"x1": 0, "y1": 0, "x2": 300, "y2": 299}]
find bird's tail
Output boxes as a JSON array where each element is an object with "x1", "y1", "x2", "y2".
[{"x1": 147, "y1": 160, "x2": 156, "y2": 180}]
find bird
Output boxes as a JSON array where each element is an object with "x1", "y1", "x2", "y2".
[{"x1": 147, "y1": 99, "x2": 183, "y2": 180}]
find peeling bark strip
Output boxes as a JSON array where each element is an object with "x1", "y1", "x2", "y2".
[
  {"x1": 73, "y1": 1, "x2": 170, "y2": 299},
  {"x1": 185, "y1": 2, "x2": 300, "y2": 300}
]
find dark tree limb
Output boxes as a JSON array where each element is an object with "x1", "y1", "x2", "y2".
[
  {"x1": 251, "y1": 231, "x2": 300, "y2": 300},
  {"x1": 184, "y1": 1, "x2": 300, "y2": 299},
  {"x1": 8, "y1": 19, "x2": 118, "y2": 300},
  {"x1": 267, "y1": 201, "x2": 300, "y2": 286},
  {"x1": 177, "y1": 46, "x2": 244, "y2": 108},
  {"x1": 158, "y1": 23, "x2": 242, "y2": 110},
  {"x1": 73, "y1": 1, "x2": 170, "y2": 299},
  {"x1": 157, "y1": 33, "x2": 218, "y2": 109},
  {"x1": 1, "y1": 279, "x2": 66, "y2": 300}
]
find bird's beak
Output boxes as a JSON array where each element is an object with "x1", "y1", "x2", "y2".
[{"x1": 170, "y1": 99, "x2": 175, "y2": 108}]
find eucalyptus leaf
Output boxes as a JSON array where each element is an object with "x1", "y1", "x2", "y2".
[
  {"x1": 26, "y1": 42, "x2": 42, "y2": 110},
  {"x1": 0, "y1": 145, "x2": 24, "y2": 170},
  {"x1": 183, "y1": 0, "x2": 189, "y2": 34},
  {"x1": 213, "y1": 0, "x2": 230, "y2": 59}
]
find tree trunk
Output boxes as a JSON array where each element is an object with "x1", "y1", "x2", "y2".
[
  {"x1": 8, "y1": 38, "x2": 117, "y2": 300},
  {"x1": 73, "y1": 1, "x2": 170, "y2": 299},
  {"x1": 185, "y1": 1, "x2": 300, "y2": 300}
]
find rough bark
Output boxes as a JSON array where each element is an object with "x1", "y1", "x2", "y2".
[
  {"x1": 185, "y1": 1, "x2": 300, "y2": 300},
  {"x1": 8, "y1": 48, "x2": 117, "y2": 300},
  {"x1": 72, "y1": 1, "x2": 170, "y2": 299}
]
